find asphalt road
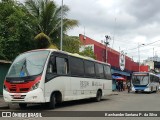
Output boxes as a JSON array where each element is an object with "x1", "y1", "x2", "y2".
[{"x1": 0, "y1": 91, "x2": 160, "y2": 120}]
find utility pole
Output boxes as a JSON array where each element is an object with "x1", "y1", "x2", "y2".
[
  {"x1": 153, "y1": 48, "x2": 154, "y2": 61},
  {"x1": 138, "y1": 43, "x2": 145, "y2": 72},
  {"x1": 60, "y1": 0, "x2": 63, "y2": 51},
  {"x1": 104, "y1": 35, "x2": 111, "y2": 63},
  {"x1": 138, "y1": 43, "x2": 140, "y2": 72}
]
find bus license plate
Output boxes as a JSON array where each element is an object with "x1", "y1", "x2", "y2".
[{"x1": 13, "y1": 94, "x2": 21, "y2": 98}]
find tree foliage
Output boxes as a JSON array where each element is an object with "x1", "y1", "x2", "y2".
[
  {"x1": 34, "y1": 32, "x2": 57, "y2": 49},
  {"x1": 79, "y1": 46, "x2": 96, "y2": 59},
  {"x1": 25, "y1": 0, "x2": 79, "y2": 48},
  {"x1": 0, "y1": 0, "x2": 79, "y2": 60},
  {"x1": 63, "y1": 36, "x2": 81, "y2": 53},
  {"x1": 63, "y1": 36, "x2": 96, "y2": 59},
  {"x1": 0, "y1": 0, "x2": 36, "y2": 60}
]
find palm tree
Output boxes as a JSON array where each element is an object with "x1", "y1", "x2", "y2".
[
  {"x1": 34, "y1": 32, "x2": 58, "y2": 49},
  {"x1": 25, "y1": 0, "x2": 78, "y2": 48}
]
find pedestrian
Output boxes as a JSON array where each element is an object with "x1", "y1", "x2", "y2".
[
  {"x1": 116, "y1": 81, "x2": 118, "y2": 91},
  {"x1": 123, "y1": 82, "x2": 126, "y2": 91},
  {"x1": 118, "y1": 81, "x2": 121, "y2": 92},
  {"x1": 120, "y1": 81, "x2": 123, "y2": 91},
  {"x1": 127, "y1": 81, "x2": 131, "y2": 93}
]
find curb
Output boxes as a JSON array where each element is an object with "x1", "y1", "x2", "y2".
[
  {"x1": 110, "y1": 93, "x2": 118, "y2": 95},
  {"x1": 0, "y1": 104, "x2": 9, "y2": 109},
  {"x1": 109, "y1": 93, "x2": 119, "y2": 96}
]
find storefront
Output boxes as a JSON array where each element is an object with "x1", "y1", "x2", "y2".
[
  {"x1": 79, "y1": 34, "x2": 148, "y2": 90},
  {"x1": 112, "y1": 75, "x2": 126, "y2": 91},
  {"x1": 111, "y1": 69, "x2": 130, "y2": 91}
]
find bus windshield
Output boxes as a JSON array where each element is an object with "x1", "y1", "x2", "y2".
[
  {"x1": 7, "y1": 50, "x2": 49, "y2": 78},
  {"x1": 132, "y1": 75, "x2": 149, "y2": 85}
]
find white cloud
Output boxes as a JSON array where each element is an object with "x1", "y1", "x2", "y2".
[
  {"x1": 132, "y1": 36, "x2": 147, "y2": 44},
  {"x1": 18, "y1": 0, "x2": 160, "y2": 62}
]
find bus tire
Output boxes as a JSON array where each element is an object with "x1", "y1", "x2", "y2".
[
  {"x1": 48, "y1": 94, "x2": 56, "y2": 109},
  {"x1": 95, "y1": 90, "x2": 102, "y2": 102},
  {"x1": 150, "y1": 87, "x2": 153, "y2": 93},
  {"x1": 19, "y1": 103, "x2": 27, "y2": 109},
  {"x1": 155, "y1": 87, "x2": 158, "y2": 93},
  {"x1": 135, "y1": 91, "x2": 138, "y2": 93}
]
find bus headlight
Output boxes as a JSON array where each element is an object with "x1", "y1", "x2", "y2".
[
  {"x1": 30, "y1": 82, "x2": 40, "y2": 91},
  {"x1": 3, "y1": 85, "x2": 9, "y2": 92}
]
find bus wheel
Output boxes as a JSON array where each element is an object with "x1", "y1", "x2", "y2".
[
  {"x1": 48, "y1": 94, "x2": 56, "y2": 109},
  {"x1": 135, "y1": 91, "x2": 138, "y2": 93},
  {"x1": 150, "y1": 87, "x2": 153, "y2": 93},
  {"x1": 155, "y1": 87, "x2": 158, "y2": 93},
  {"x1": 95, "y1": 90, "x2": 102, "y2": 102},
  {"x1": 19, "y1": 103, "x2": 27, "y2": 109}
]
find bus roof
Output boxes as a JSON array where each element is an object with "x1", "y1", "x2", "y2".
[{"x1": 25, "y1": 49, "x2": 111, "y2": 66}]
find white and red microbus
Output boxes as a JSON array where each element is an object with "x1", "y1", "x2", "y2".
[{"x1": 3, "y1": 49, "x2": 112, "y2": 109}]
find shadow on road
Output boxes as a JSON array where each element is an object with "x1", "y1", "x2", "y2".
[
  {"x1": 55, "y1": 98, "x2": 110, "y2": 109},
  {"x1": 0, "y1": 106, "x2": 9, "y2": 110},
  {"x1": 130, "y1": 91, "x2": 158, "y2": 94},
  {"x1": 1, "y1": 98, "x2": 110, "y2": 111}
]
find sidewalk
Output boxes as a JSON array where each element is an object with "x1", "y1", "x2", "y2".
[
  {"x1": 110, "y1": 91, "x2": 119, "y2": 95},
  {"x1": 0, "y1": 95, "x2": 9, "y2": 109},
  {"x1": 111, "y1": 90, "x2": 132, "y2": 95}
]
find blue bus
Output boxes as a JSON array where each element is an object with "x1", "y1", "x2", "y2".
[{"x1": 131, "y1": 72, "x2": 159, "y2": 93}]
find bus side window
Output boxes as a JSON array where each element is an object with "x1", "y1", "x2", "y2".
[
  {"x1": 70, "y1": 57, "x2": 84, "y2": 77},
  {"x1": 150, "y1": 75, "x2": 153, "y2": 83},
  {"x1": 47, "y1": 63, "x2": 53, "y2": 73},
  {"x1": 46, "y1": 57, "x2": 68, "y2": 81},
  {"x1": 153, "y1": 76, "x2": 156, "y2": 82},
  {"x1": 153, "y1": 76, "x2": 155, "y2": 82},
  {"x1": 95, "y1": 63, "x2": 105, "y2": 79},
  {"x1": 56, "y1": 57, "x2": 68, "y2": 75},
  {"x1": 84, "y1": 61, "x2": 95, "y2": 78},
  {"x1": 104, "y1": 65, "x2": 112, "y2": 80},
  {"x1": 46, "y1": 61, "x2": 56, "y2": 81}
]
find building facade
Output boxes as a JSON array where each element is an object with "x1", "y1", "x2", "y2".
[
  {"x1": 79, "y1": 34, "x2": 148, "y2": 90},
  {"x1": 144, "y1": 55, "x2": 160, "y2": 72}
]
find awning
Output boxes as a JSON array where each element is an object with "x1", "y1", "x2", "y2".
[
  {"x1": 112, "y1": 75, "x2": 126, "y2": 81},
  {"x1": 111, "y1": 69, "x2": 130, "y2": 76}
]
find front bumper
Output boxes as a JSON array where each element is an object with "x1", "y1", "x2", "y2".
[
  {"x1": 132, "y1": 87, "x2": 150, "y2": 92},
  {"x1": 3, "y1": 88, "x2": 45, "y2": 103}
]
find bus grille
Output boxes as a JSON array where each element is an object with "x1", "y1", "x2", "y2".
[
  {"x1": 20, "y1": 88, "x2": 29, "y2": 92},
  {"x1": 9, "y1": 89, "x2": 16, "y2": 92},
  {"x1": 9, "y1": 88, "x2": 29, "y2": 93}
]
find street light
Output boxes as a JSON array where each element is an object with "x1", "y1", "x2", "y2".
[
  {"x1": 60, "y1": 0, "x2": 63, "y2": 51},
  {"x1": 138, "y1": 43, "x2": 145, "y2": 72}
]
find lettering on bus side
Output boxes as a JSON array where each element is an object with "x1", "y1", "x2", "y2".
[
  {"x1": 80, "y1": 81, "x2": 89, "y2": 89},
  {"x1": 92, "y1": 81, "x2": 102, "y2": 86}
]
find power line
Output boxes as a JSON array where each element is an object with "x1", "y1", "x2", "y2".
[
  {"x1": 127, "y1": 39, "x2": 160, "y2": 51},
  {"x1": 112, "y1": 17, "x2": 117, "y2": 49},
  {"x1": 148, "y1": 44, "x2": 160, "y2": 47},
  {"x1": 127, "y1": 46, "x2": 160, "y2": 54}
]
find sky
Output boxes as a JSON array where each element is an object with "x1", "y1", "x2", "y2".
[{"x1": 19, "y1": 0, "x2": 160, "y2": 63}]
